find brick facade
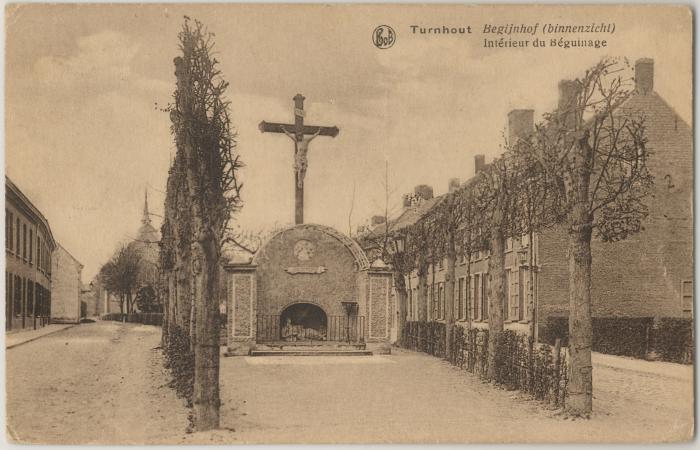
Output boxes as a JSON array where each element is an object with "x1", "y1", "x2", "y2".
[
  {"x1": 365, "y1": 58, "x2": 692, "y2": 341},
  {"x1": 225, "y1": 224, "x2": 392, "y2": 354},
  {"x1": 538, "y1": 89, "x2": 693, "y2": 322},
  {"x1": 5, "y1": 177, "x2": 55, "y2": 332},
  {"x1": 253, "y1": 225, "x2": 363, "y2": 318}
]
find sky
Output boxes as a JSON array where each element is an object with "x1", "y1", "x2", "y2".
[{"x1": 5, "y1": 4, "x2": 692, "y2": 281}]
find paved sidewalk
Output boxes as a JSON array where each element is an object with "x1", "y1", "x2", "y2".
[
  {"x1": 6, "y1": 323, "x2": 77, "y2": 349},
  {"x1": 592, "y1": 352, "x2": 693, "y2": 381}
]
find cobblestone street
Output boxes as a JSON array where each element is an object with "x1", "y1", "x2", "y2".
[{"x1": 6, "y1": 321, "x2": 693, "y2": 444}]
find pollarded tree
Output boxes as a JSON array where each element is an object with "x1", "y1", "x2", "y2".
[
  {"x1": 428, "y1": 181, "x2": 488, "y2": 361},
  {"x1": 406, "y1": 220, "x2": 432, "y2": 322},
  {"x1": 530, "y1": 57, "x2": 652, "y2": 416},
  {"x1": 474, "y1": 152, "x2": 520, "y2": 381},
  {"x1": 425, "y1": 195, "x2": 456, "y2": 359},
  {"x1": 168, "y1": 18, "x2": 243, "y2": 431},
  {"x1": 454, "y1": 179, "x2": 490, "y2": 332},
  {"x1": 508, "y1": 131, "x2": 566, "y2": 339}
]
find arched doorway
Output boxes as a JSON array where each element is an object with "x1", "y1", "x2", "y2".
[{"x1": 280, "y1": 303, "x2": 328, "y2": 341}]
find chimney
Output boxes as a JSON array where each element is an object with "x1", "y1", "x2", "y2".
[
  {"x1": 508, "y1": 109, "x2": 534, "y2": 144},
  {"x1": 558, "y1": 79, "x2": 579, "y2": 127},
  {"x1": 414, "y1": 184, "x2": 434, "y2": 201},
  {"x1": 371, "y1": 215, "x2": 386, "y2": 226},
  {"x1": 448, "y1": 178, "x2": 461, "y2": 193},
  {"x1": 474, "y1": 154, "x2": 485, "y2": 175},
  {"x1": 402, "y1": 193, "x2": 412, "y2": 209},
  {"x1": 635, "y1": 58, "x2": 654, "y2": 94}
]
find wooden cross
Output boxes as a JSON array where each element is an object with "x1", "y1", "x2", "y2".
[{"x1": 259, "y1": 94, "x2": 339, "y2": 225}]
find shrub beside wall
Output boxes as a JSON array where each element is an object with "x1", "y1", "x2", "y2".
[
  {"x1": 402, "y1": 322, "x2": 568, "y2": 408},
  {"x1": 651, "y1": 318, "x2": 693, "y2": 364},
  {"x1": 592, "y1": 317, "x2": 654, "y2": 358},
  {"x1": 164, "y1": 325, "x2": 195, "y2": 406},
  {"x1": 539, "y1": 316, "x2": 693, "y2": 364},
  {"x1": 102, "y1": 312, "x2": 163, "y2": 326},
  {"x1": 491, "y1": 330, "x2": 568, "y2": 406},
  {"x1": 402, "y1": 321, "x2": 446, "y2": 357}
]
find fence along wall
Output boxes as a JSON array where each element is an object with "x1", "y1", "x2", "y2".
[{"x1": 402, "y1": 322, "x2": 568, "y2": 408}]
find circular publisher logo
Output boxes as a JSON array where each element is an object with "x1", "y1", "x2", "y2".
[{"x1": 373, "y1": 25, "x2": 396, "y2": 49}]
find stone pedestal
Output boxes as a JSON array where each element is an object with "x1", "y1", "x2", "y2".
[
  {"x1": 225, "y1": 264, "x2": 257, "y2": 356},
  {"x1": 366, "y1": 266, "x2": 393, "y2": 354}
]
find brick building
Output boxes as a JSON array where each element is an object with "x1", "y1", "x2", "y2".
[
  {"x1": 360, "y1": 58, "x2": 692, "y2": 343},
  {"x1": 5, "y1": 177, "x2": 56, "y2": 331},
  {"x1": 51, "y1": 243, "x2": 84, "y2": 324},
  {"x1": 225, "y1": 223, "x2": 393, "y2": 355}
]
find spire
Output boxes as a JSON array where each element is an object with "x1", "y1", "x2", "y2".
[{"x1": 142, "y1": 188, "x2": 151, "y2": 226}]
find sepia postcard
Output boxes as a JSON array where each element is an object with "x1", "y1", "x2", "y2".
[{"x1": 4, "y1": 3, "x2": 694, "y2": 445}]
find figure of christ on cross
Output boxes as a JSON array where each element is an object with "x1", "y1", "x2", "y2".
[{"x1": 259, "y1": 94, "x2": 340, "y2": 225}]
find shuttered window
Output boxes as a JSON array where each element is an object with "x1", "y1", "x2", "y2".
[
  {"x1": 15, "y1": 218, "x2": 20, "y2": 255},
  {"x1": 472, "y1": 274, "x2": 480, "y2": 320},
  {"x1": 482, "y1": 275, "x2": 489, "y2": 320},
  {"x1": 508, "y1": 269, "x2": 519, "y2": 320},
  {"x1": 681, "y1": 280, "x2": 693, "y2": 313},
  {"x1": 457, "y1": 277, "x2": 465, "y2": 320}
]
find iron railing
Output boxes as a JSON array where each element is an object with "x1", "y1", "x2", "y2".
[{"x1": 256, "y1": 315, "x2": 365, "y2": 343}]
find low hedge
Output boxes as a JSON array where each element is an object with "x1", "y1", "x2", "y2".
[
  {"x1": 403, "y1": 323, "x2": 568, "y2": 407},
  {"x1": 539, "y1": 316, "x2": 693, "y2": 363},
  {"x1": 651, "y1": 318, "x2": 693, "y2": 364},
  {"x1": 102, "y1": 312, "x2": 163, "y2": 326}
]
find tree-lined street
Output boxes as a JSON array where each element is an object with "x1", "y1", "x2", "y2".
[
  {"x1": 5, "y1": 5, "x2": 693, "y2": 445},
  {"x1": 6, "y1": 322, "x2": 692, "y2": 444}
]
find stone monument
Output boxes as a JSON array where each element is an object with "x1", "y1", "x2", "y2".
[{"x1": 225, "y1": 224, "x2": 393, "y2": 355}]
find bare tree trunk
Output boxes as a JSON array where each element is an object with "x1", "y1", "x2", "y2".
[
  {"x1": 177, "y1": 267, "x2": 190, "y2": 329},
  {"x1": 566, "y1": 214, "x2": 593, "y2": 416},
  {"x1": 465, "y1": 249, "x2": 472, "y2": 332},
  {"x1": 445, "y1": 228, "x2": 456, "y2": 361},
  {"x1": 161, "y1": 274, "x2": 170, "y2": 347},
  {"x1": 527, "y1": 230, "x2": 536, "y2": 340},
  {"x1": 565, "y1": 130, "x2": 595, "y2": 416},
  {"x1": 348, "y1": 179, "x2": 355, "y2": 237},
  {"x1": 430, "y1": 262, "x2": 437, "y2": 321},
  {"x1": 189, "y1": 279, "x2": 196, "y2": 352},
  {"x1": 417, "y1": 259, "x2": 428, "y2": 322},
  {"x1": 168, "y1": 272, "x2": 178, "y2": 344},
  {"x1": 127, "y1": 292, "x2": 135, "y2": 314},
  {"x1": 394, "y1": 271, "x2": 407, "y2": 346},
  {"x1": 192, "y1": 238, "x2": 221, "y2": 430},
  {"x1": 486, "y1": 225, "x2": 506, "y2": 381},
  {"x1": 173, "y1": 43, "x2": 224, "y2": 430},
  {"x1": 406, "y1": 275, "x2": 413, "y2": 322}
]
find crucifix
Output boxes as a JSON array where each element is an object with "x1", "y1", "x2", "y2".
[{"x1": 259, "y1": 94, "x2": 339, "y2": 225}]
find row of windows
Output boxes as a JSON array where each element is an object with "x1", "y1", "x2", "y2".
[
  {"x1": 406, "y1": 268, "x2": 537, "y2": 323},
  {"x1": 407, "y1": 274, "x2": 693, "y2": 322},
  {"x1": 435, "y1": 234, "x2": 537, "y2": 269},
  {"x1": 5, "y1": 209, "x2": 51, "y2": 274},
  {"x1": 5, "y1": 271, "x2": 51, "y2": 329}
]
